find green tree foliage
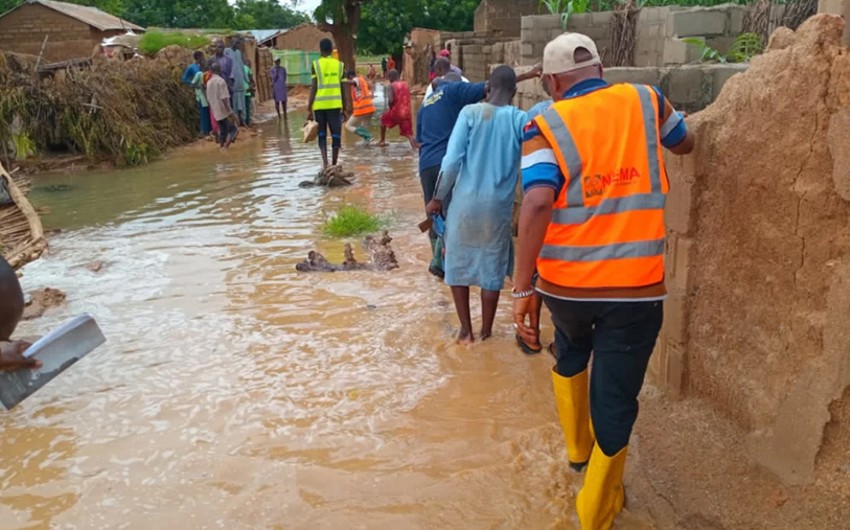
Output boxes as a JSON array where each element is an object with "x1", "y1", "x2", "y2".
[
  {"x1": 0, "y1": 0, "x2": 309, "y2": 30},
  {"x1": 121, "y1": 0, "x2": 234, "y2": 28},
  {"x1": 231, "y1": 0, "x2": 310, "y2": 30},
  {"x1": 357, "y1": 0, "x2": 479, "y2": 56}
]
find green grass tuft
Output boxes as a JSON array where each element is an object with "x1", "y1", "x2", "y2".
[
  {"x1": 138, "y1": 31, "x2": 210, "y2": 55},
  {"x1": 322, "y1": 206, "x2": 383, "y2": 238}
]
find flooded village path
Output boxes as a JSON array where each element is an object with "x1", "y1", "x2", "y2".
[{"x1": 0, "y1": 108, "x2": 651, "y2": 529}]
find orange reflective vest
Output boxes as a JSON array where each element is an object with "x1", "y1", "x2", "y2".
[
  {"x1": 533, "y1": 83, "x2": 669, "y2": 289},
  {"x1": 351, "y1": 75, "x2": 375, "y2": 116}
]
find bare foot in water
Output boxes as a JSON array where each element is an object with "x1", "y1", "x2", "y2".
[
  {"x1": 377, "y1": 141, "x2": 388, "y2": 147},
  {"x1": 480, "y1": 329, "x2": 493, "y2": 341},
  {"x1": 456, "y1": 329, "x2": 474, "y2": 345}
]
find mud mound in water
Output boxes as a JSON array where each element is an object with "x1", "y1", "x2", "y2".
[{"x1": 22, "y1": 287, "x2": 66, "y2": 320}]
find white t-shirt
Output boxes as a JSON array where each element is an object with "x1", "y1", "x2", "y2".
[{"x1": 424, "y1": 75, "x2": 470, "y2": 99}]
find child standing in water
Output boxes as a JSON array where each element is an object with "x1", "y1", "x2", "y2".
[{"x1": 426, "y1": 66, "x2": 528, "y2": 344}]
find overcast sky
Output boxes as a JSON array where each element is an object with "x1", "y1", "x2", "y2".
[{"x1": 295, "y1": 0, "x2": 322, "y2": 12}]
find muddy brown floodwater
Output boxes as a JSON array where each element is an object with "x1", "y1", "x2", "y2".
[{"x1": 1, "y1": 111, "x2": 653, "y2": 529}]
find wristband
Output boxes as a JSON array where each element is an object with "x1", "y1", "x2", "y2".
[{"x1": 511, "y1": 288, "x2": 535, "y2": 299}]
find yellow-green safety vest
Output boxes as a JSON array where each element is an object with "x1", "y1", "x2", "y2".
[{"x1": 312, "y1": 56, "x2": 343, "y2": 111}]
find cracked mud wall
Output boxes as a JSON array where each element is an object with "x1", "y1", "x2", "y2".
[{"x1": 659, "y1": 15, "x2": 850, "y2": 485}]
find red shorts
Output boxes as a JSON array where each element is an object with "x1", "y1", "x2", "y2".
[{"x1": 381, "y1": 112, "x2": 413, "y2": 137}]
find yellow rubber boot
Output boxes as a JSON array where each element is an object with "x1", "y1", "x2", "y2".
[
  {"x1": 576, "y1": 445, "x2": 627, "y2": 530},
  {"x1": 551, "y1": 368, "x2": 595, "y2": 470}
]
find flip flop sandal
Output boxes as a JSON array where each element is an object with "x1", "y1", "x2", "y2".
[{"x1": 515, "y1": 334, "x2": 543, "y2": 355}]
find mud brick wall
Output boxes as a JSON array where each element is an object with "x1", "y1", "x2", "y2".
[
  {"x1": 275, "y1": 24, "x2": 332, "y2": 52},
  {"x1": 474, "y1": 0, "x2": 541, "y2": 37},
  {"x1": 0, "y1": 3, "x2": 112, "y2": 62},
  {"x1": 659, "y1": 16, "x2": 850, "y2": 486}
]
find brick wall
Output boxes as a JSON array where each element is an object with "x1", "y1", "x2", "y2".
[
  {"x1": 475, "y1": 0, "x2": 540, "y2": 37},
  {"x1": 0, "y1": 3, "x2": 101, "y2": 62},
  {"x1": 276, "y1": 24, "x2": 333, "y2": 52}
]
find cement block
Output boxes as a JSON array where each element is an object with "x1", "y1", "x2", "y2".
[
  {"x1": 664, "y1": 66, "x2": 706, "y2": 105},
  {"x1": 729, "y1": 6, "x2": 746, "y2": 34},
  {"x1": 591, "y1": 11, "x2": 613, "y2": 26},
  {"x1": 705, "y1": 35, "x2": 737, "y2": 55},
  {"x1": 604, "y1": 66, "x2": 663, "y2": 87},
  {"x1": 521, "y1": 42, "x2": 534, "y2": 57},
  {"x1": 667, "y1": 10, "x2": 727, "y2": 38},
  {"x1": 663, "y1": 37, "x2": 702, "y2": 66}
]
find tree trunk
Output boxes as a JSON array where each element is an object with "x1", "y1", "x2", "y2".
[{"x1": 317, "y1": 0, "x2": 363, "y2": 71}]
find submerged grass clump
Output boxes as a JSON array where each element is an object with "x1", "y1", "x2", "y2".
[{"x1": 322, "y1": 205, "x2": 383, "y2": 237}]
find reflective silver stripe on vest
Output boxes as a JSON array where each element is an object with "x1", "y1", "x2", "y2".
[
  {"x1": 539, "y1": 238, "x2": 665, "y2": 262},
  {"x1": 314, "y1": 61, "x2": 325, "y2": 88},
  {"x1": 314, "y1": 95, "x2": 342, "y2": 101},
  {"x1": 538, "y1": 108, "x2": 583, "y2": 208},
  {"x1": 635, "y1": 85, "x2": 662, "y2": 194},
  {"x1": 548, "y1": 84, "x2": 666, "y2": 226},
  {"x1": 552, "y1": 193, "x2": 666, "y2": 224}
]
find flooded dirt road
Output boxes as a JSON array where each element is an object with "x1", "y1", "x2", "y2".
[{"x1": 1, "y1": 113, "x2": 628, "y2": 529}]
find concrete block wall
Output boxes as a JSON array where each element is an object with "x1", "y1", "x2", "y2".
[
  {"x1": 520, "y1": 4, "x2": 757, "y2": 68},
  {"x1": 475, "y1": 0, "x2": 542, "y2": 37}
]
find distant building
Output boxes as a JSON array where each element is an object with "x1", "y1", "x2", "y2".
[
  {"x1": 0, "y1": 0, "x2": 144, "y2": 62},
  {"x1": 275, "y1": 23, "x2": 333, "y2": 52}
]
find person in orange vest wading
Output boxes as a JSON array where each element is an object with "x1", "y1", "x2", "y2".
[
  {"x1": 513, "y1": 33, "x2": 695, "y2": 529},
  {"x1": 344, "y1": 70, "x2": 375, "y2": 144}
]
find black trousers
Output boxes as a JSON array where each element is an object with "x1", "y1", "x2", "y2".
[
  {"x1": 543, "y1": 296, "x2": 663, "y2": 456},
  {"x1": 216, "y1": 118, "x2": 236, "y2": 146},
  {"x1": 315, "y1": 108, "x2": 342, "y2": 150}
]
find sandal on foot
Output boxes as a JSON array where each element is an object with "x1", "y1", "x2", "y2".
[{"x1": 515, "y1": 334, "x2": 543, "y2": 355}]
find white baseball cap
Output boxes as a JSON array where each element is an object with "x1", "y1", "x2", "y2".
[{"x1": 542, "y1": 33, "x2": 601, "y2": 75}]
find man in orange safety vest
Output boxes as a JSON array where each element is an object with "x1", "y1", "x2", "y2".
[{"x1": 513, "y1": 33, "x2": 695, "y2": 530}]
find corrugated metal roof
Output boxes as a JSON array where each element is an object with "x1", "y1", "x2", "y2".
[
  {"x1": 248, "y1": 29, "x2": 284, "y2": 45},
  {"x1": 27, "y1": 0, "x2": 145, "y2": 32}
]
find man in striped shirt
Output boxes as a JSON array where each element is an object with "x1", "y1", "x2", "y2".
[{"x1": 512, "y1": 33, "x2": 694, "y2": 530}]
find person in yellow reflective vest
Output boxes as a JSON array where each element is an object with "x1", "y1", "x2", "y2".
[
  {"x1": 307, "y1": 38, "x2": 345, "y2": 167},
  {"x1": 513, "y1": 33, "x2": 695, "y2": 530}
]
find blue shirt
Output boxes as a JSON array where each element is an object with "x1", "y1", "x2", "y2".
[
  {"x1": 416, "y1": 81, "x2": 486, "y2": 172},
  {"x1": 181, "y1": 63, "x2": 200, "y2": 85}
]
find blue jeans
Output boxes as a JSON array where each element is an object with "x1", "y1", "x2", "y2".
[{"x1": 197, "y1": 100, "x2": 212, "y2": 135}]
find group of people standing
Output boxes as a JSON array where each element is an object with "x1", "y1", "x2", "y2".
[
  {"x1": 418, "y1": 32, "x2": 695, "y2": 530},
  {"x1": 307, "y1": 39, "x2": 417, "y2": 167},
  {"x1": 181, "y1": 37, "x2": 264, "y2": 150}
]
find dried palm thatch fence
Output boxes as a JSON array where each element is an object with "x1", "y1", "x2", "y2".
[
  {"x1": 745, "y1": 0, "x2": 817, "y2": 46},
  {"x1": 610, "y1": 0, "x2": 641, "y2": 67},
  {"x1": 0, "y1": 162, "x2": 46, "y2": 269},
  {"x1": 0, "y1": 49, "x2": 198, "y2": 168}
]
